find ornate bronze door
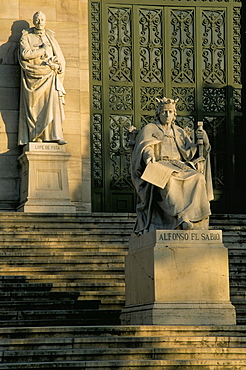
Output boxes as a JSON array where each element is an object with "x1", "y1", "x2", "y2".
[{"x1": 90, "y1": 0, "x2": 243, "y2": 213}]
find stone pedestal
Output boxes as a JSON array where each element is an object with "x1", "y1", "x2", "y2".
[
  {"x1": 17, "y1": 142, "x2": 76, "y2": 213},
  {"x1": 121, "y1": 230, "x2": 236, "y2": 325}
]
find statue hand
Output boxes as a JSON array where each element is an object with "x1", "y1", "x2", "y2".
[
  {"x1": 196, "y1": 128, "x2": 209, "y2": 146},
  {"x1": 143, "y1": 147, "x2": 155, "y2": 164},
  {"x1": 39, "y1": 43, "x2": 50, "y2": 59},
  {"x1": 46, "y1": 57, "x2": 61, "y2": 73},
  {"x1": 146, "y1": 156, "x2": 155, "y2": 165},
  {"x1": 41, "y1": 42, "x2": 50, "y2": 50}
]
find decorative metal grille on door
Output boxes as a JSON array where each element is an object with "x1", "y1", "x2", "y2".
[{"x1": 90, "y1": 0, "x2": 242, "y2": 213}]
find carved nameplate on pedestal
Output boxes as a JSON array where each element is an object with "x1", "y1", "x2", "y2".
[
  {"x1": 129, "y1": 230, "x2": 223, "y2": 250},
  {"x1": 23, "y1": 142, "x2": 66, "y2": 153},
  {"x1": 157, "y1": 230, "x2": 222, "y2": 243}
]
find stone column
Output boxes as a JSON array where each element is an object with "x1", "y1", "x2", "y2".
[
  {"x1": 17, "y1": 142, "x2": 76, "y2": 213},
  {"x1": 121, "y1": 230, "x2": 236, "y2": 325}
]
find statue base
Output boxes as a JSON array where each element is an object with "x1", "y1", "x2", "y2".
[
  {"x1": 17, "y1": 143, "x2": 76, "y2": 213},
  {"x1": 120, "y1": 230, "x2": 236, "y2": 325}
]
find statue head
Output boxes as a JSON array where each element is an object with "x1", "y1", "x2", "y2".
[
  {"x1": 33, "y1": 11, "x2": 46, "y2": 31},
  {"x1": 155, "y1": 97, "x2": 178, "y2": 123}
]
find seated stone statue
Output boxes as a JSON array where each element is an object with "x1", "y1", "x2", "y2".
[
  {"x1": 18, "y1": 11, "x2": 67, "y2": 145},
  {"x1": 130, "y1": 97, "x2": 214, "y2": 234}
]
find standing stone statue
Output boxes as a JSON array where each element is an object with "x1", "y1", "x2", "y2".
[
  {"x1": 130, "y1": 97, "x2": 214, "y2": 234},
  {"x1": 18, "y1": 11, "x2": 67, "y2": 145}
]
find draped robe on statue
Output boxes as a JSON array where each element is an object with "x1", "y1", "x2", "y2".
[
  {"x1": 18, "y1": 27, "x2": 66, "y2": 145},
  {"x1": 131, "y1": 122, "x2": 214, "y2": 234}
]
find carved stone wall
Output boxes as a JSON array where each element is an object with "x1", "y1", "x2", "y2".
[{"x1": 0, "y1": 0, "x2": 90, "y2": 211}]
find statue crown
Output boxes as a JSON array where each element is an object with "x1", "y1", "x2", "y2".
[{"x1": 156, "y1": 97, "x2": 178, "y2": 110}]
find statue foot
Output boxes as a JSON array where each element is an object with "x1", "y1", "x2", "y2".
[
  {"x1": 33, "y1": 138, "x2": 42, "y2": 142},
  {"x1": 57, "y1": 140, "x2": 67, "y2": 145},
  {"x1": 182, "y1": 221, "x2": 194, "y2": 230}
]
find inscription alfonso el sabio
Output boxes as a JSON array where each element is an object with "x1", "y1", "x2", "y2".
[{"x1": 158, "y1": 231, "x2": 221, "y2": 242}]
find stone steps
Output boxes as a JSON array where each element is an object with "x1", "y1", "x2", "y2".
[
  {"x1": 0, "y1": 213, "x2": 245, "y2": 368},
  {"x1": 0, "y1": 259, "x2": 124, "y2": 267},
  {"x1": 0, "y1": 313, "x2": 121, "y2": 327},
  {"x1": 0, "y1": 276, "x2": 121, "y2": 327},
  {"x1": 0, "y1": 213, "x2": 245, "y2": 324},
  {"x1": 0, "y1": 282, "x2": 125, "y2": 292},
  {"x1": 0, "y1": 267, "x2": 124, "y2": 276},
  {"x1": 1, "y1": 325, "x2": 246, "y2": 339},
  {"x1": 0, "y1": 214, "x2": 132, "y2": 317},
  {"x1": 0, "y1": 359, "x2": 245, "y2": 369},
  {"x1": 0, "y1": 270, "x2": 124, "y2": 312},
  {"x1": 0, "y1": 274, "x2": 125, "y2": 285},
  {"x1": 2, "y1": 336, "x2": 246, "y2": 350},
  {"x1": 2, "y1": 347, "x2": 246, "y2": 362},
  {"x1": 0, "y1": 251, "x2": 127, "y2": 257},
  {"x1": 0, "y1": 326, "x2": 246, "y2": 369}
]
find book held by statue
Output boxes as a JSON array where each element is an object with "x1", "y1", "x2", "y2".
[{"x1": 141, "y1": 161, "x2": 179, "y2": 188}]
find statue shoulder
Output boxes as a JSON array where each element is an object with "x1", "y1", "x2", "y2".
[
  {"x1": 21, "y1": 28, "x2": 33, "y2": 37},
  {"x1": 137, "y1": 122, "x2": 163, "y2": 143},
  {"x1": 46, "y1": 29, "x2": 56, "y2": 38},
  {"x1": 140, "y1": 122, "x2": 158, "y2": 135},
  {"x1": 21, "y1": 29, "x2": 28, "y2": 37}
]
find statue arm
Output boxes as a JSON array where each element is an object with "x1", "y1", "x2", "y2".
[
  {"x1": 20, "y1": 32, "x2": 46, "y2": 61},
  {"x1": 180, "y1": 126, "x2": 211, "y2": 161},
  {"x1": 143, "y1": 146, "x2": 155, "y2": 164},
  {"x1": 196, "y1": 124, "x2": 211, "y2": 158},
  {"x1": 46, "y1": 33, "x2": 66, "y2": 74}
]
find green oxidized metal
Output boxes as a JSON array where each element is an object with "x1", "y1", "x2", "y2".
[{"x1": 90, "y1": 0, "x2": 242, "y2": 213}]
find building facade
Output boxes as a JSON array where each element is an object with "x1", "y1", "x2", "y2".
[{"x1": 0, "y1": 0, "x2": 245, "y2": 214}]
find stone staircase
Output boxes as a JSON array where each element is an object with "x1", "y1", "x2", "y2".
[
  {"x1": 0, "y1": 326, "x2": 246, "y2": 369},
  {"x1": 0, "y1": 275, "x2": 119, "y2": 327},
  {"x1": 210, "y1": 214, "x2": 246, "y2": 325},
  {"x1": 0, "y1": 212, "x2": 245, "y2": 368},
  {"x1": 0, "y1": 213, "x2": 136, "y2": 328}
]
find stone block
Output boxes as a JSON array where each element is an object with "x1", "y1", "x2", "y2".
[
  {"x1": 0, "y1": 178, "x2": 20, "y2": 201},
  {"x1": 0, "y1": 21, "x2": 30, "y2": 65},
  {"x1": 63, "y1": 58, "x2": 79, "y2": 69},
  {"x1": 0, "y1": 132, "x2": 21, "y2": 154},
  {"x1": 17, "y1": 142, "x2": 76, "y2": 213},
  {"x1": 121, "y1": 302, "x2": 237, "y2": 326},
  {"x1": 64, "y1": 90, "x2": 80, "y2": 112},
  {"x1": 0, "y1": 87, "x2": 19, "y2": 110},
  {"x1": 0, "y1": 155, "x2": 19, "y2": 178},
  {"x1": 78, "y1": 3, "x2": 89, "y2": 25},
  {"x1": 20, "y1": 2, "x2": 56, "y2": 21},
  {"x1": 57, "y1": 0, "x2": 79, "y2": 22},
  {"x1": 68, "y1": 179, "x2": 83, "y2": 203},
  {"x1": 67, "y1": 158, "x2": 82, "y2": 181},
  {"x1": 0, "y1": 66, "x2": 20, "y2": 88},
  {"x1": 63, "y1": 67, "x2": 80, "y2": 90},
  {"x1": 0, "y1": 1, "x2": 19, "y2": 19},
  {"x1": 81, "y1": 176, "x2": 92, "y2": 205},
  {"x1": 80, "y1": 115, "x2": 90, "y2": 136},
  {"x1": 65, "y1": 135, "x2": 81, "y2": 156},
  {"x1": 121, "y1": 230, "x2": 236, "y2": 325},
  {"x1": 51, "y1": 23, "x2": 79, "y2": 46},
  {"x1": 80, "y1": 71, "x2": 90, "y2": 92},
  {"x1": 0, "y1": 110, "x2": 19, "y2": 134},
  {"x1": 62, "y1": 113, "x2": 81, "y2": 135}
]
